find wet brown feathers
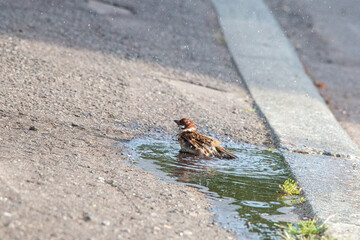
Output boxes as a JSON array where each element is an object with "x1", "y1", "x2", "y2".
[{"x1": 174, "y1": 118, "x2": 237, "y2": 159}]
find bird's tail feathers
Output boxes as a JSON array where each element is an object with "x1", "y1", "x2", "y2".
[{"x1": 216, "y1": 146, "x2": 237, "y2": 159}]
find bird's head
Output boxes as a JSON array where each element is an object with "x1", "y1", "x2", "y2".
[{"x1": 174, "y1": 118, "x2": 196, "y2": 132}]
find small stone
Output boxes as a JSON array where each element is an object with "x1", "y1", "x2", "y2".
[
  {"x1": 83, "y1": 212, "x2": 91, "y2": 222},
  {"x1": 3, "y1": 212, "x2": 11, "y2": 217},
  {"x1": 102, "y1": 220, "x2": 110, "y2": 226},
  {"x1": 322, "y1": 151, "x2": 331, "y2": 156},
  {"x1": 105, "y1": 179, "x2": 115, "y2": 185},
  {"x1": 121, "y1": 228, "x2": 130, "y2": 233},
  {"x1": 29, "y1": 126, "x2": 37, "y2": 131},
  {"x1": 189, "y1": 212, "x2": 197, "y2": 217},
  {"x1": 97, "y1": 177, "x2": 105, "y2": 183},
  {"x1": 184, "y1": 230, "x2": 193, "y2": 236}
]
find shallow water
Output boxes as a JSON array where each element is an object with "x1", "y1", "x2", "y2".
[{"x1": 124, "y1": 138, "x2": 299, "y2": 239}]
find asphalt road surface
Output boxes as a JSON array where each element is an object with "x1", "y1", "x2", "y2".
[
  {"x1": 267, "y1": 0, "x2": 360, "y2": 147},
  {"x1": 0, "y1": 0, "x2": 272, "y2": 239}
]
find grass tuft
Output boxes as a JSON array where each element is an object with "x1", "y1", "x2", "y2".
[
  {"x1": 291, "y1": 196, "x2": 306, "y2": 205},
  {"x1": 279, "y1": 179, "x2": 302, "y2": 195},
  {"x1": 277, "y1": 218, "x2": 336, "y2": 240}
]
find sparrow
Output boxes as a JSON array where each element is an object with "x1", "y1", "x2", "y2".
[{"x1": 174, "y1": 118, "x2": 237, "y2": 159}]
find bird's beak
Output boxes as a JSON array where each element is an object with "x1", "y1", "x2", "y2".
[{"x1": 174, "y1": 120, "x2": 180, "y2": 125}]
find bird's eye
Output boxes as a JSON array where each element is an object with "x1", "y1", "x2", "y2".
[{"x1": 181, "y1": 125, "x2": 186, "y2": 129}]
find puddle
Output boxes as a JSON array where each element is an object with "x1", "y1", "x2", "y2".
[{"x1": 123, "y1": 138, "x2": 300, "y2": 239}]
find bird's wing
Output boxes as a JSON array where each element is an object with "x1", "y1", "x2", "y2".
[
  {"x1": 181, "y1": 132, "x2": 214, "y2": 146},
  {"x1": 180, "y1": 132, "x2": 221, "y2": 155},
  {"x1": 180, "y1": 132, "x2": 237, "y2": 159}
]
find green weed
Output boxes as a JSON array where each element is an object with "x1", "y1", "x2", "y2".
[
  {"x1": 291, "y1": 197, "x2": 306, "y2": 205},
  {"x1": 278, "y1": 218, "x2": 335, "y2": 240},
  {"x1": 279, "y1": 179, "x2": 302, "y2": 195}
]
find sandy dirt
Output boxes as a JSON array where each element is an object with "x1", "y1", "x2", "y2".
[
  {"x1": 0, "y1": 0, "x2": 274, "y2": 239},
  {"x1": 266, "y1": 0, "x2": 360, "y2": 147}
]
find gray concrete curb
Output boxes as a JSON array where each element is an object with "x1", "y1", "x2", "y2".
[{"x1": 211, "y1": 0, "x2": 360, "y2": 238}]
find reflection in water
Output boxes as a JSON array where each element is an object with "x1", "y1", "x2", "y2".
[{"x1": 127, "y1": 139, "x2": 296, "y2": 239}]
